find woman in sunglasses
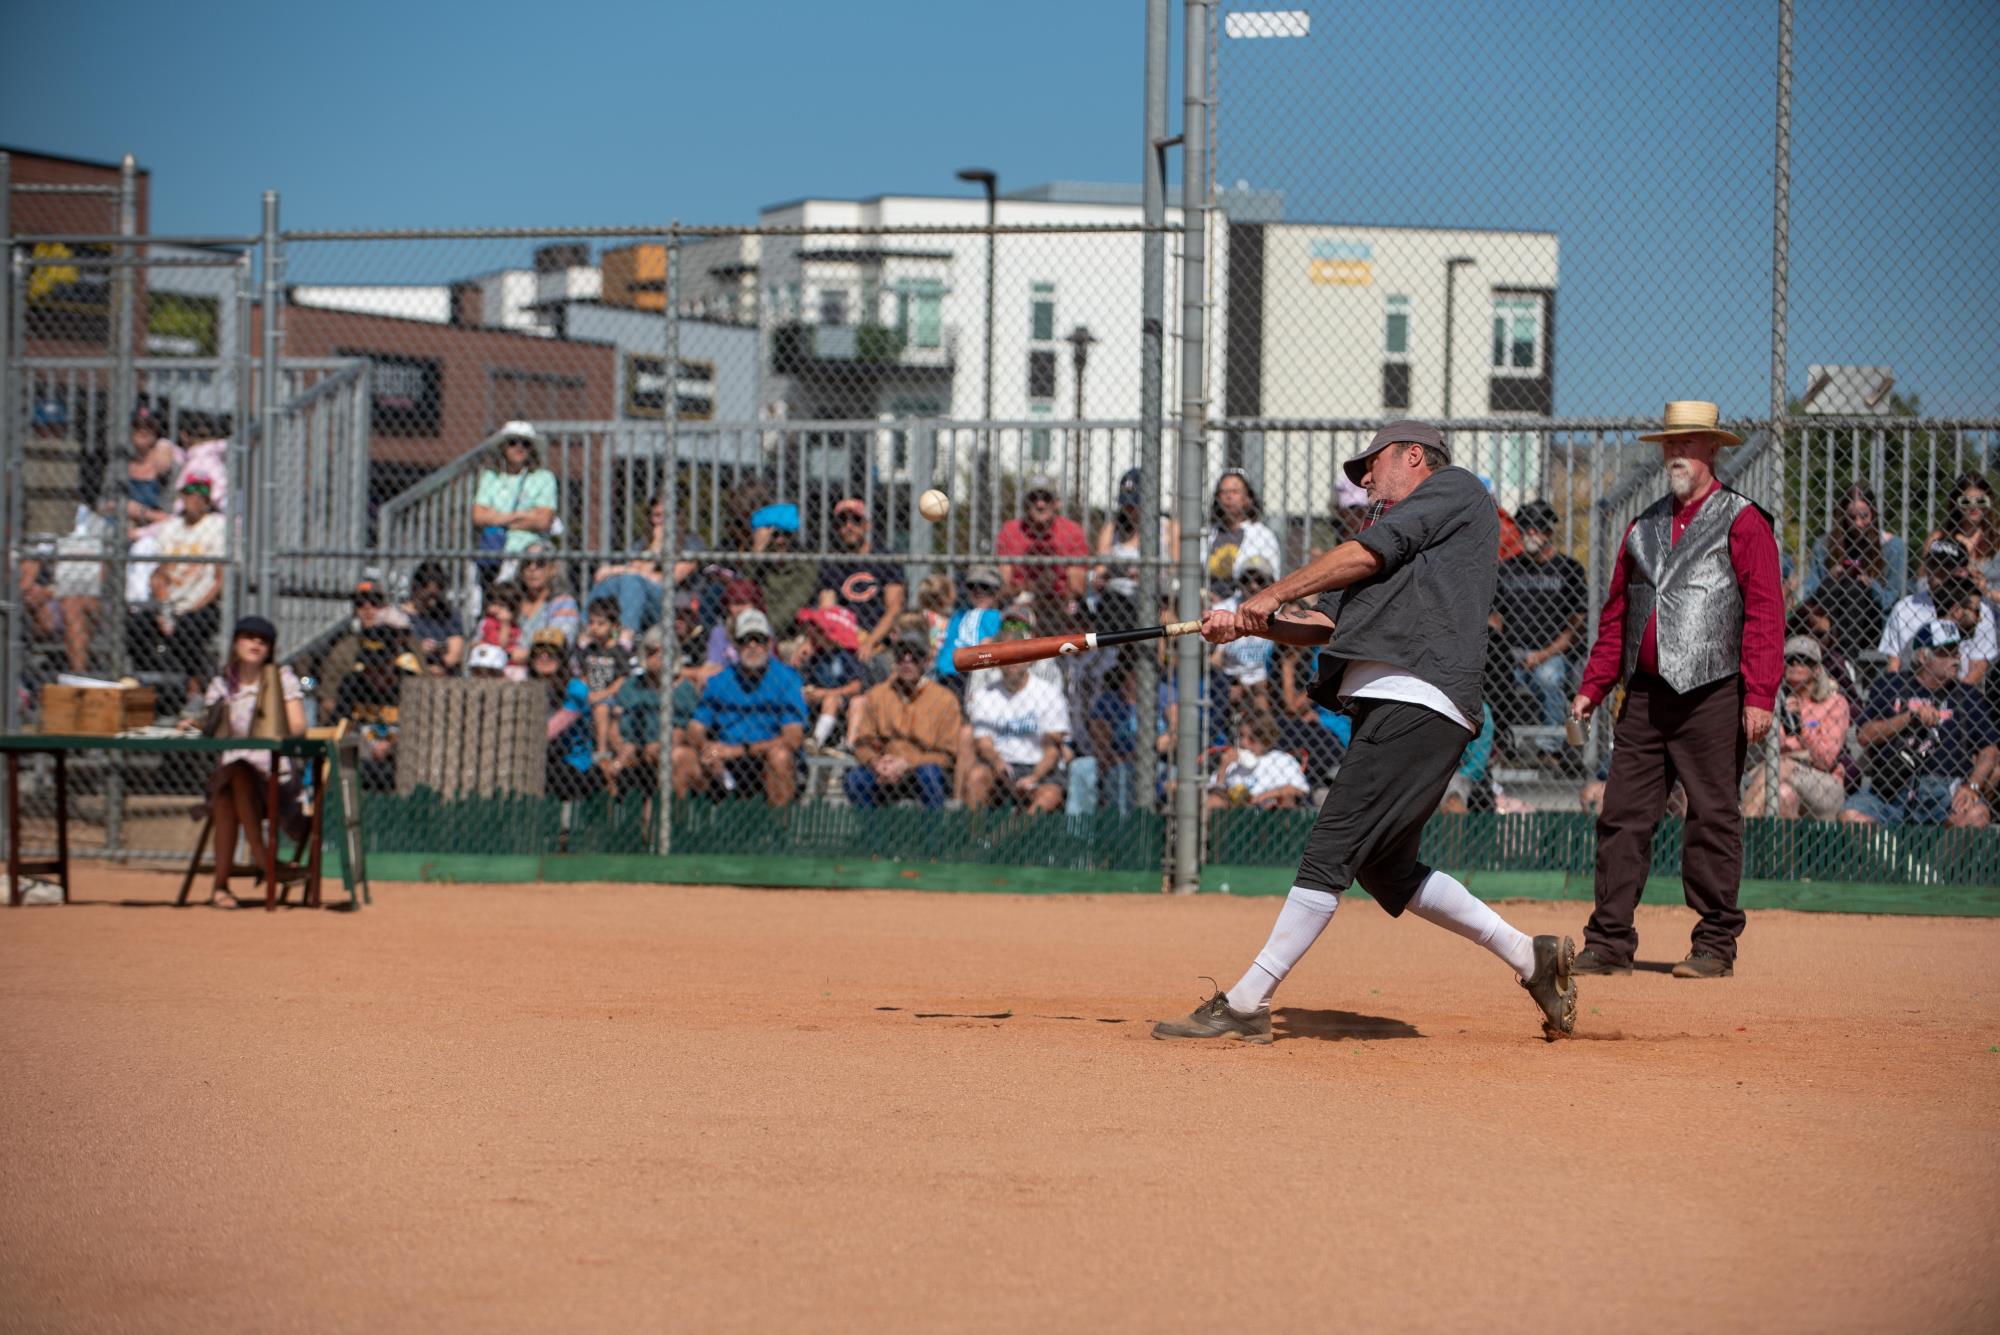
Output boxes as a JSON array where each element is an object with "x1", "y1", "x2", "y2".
[
  {"x1": 511, "y1": 541, "x2": 580, "y2": 671},
  {"x1": 1926, "y1": 473, "x2": 1999, "y2": 596},
  {"x1": 1741, "y1": 635, "x2": 1852, "y2": 822}
]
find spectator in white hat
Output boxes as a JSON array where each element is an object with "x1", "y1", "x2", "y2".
[
  {"x1": 472, "y1": 421, "x2": 559, "y2": 563},
  {"x1": 466, "y1": 641, "x2": 510, "y2": 678}
]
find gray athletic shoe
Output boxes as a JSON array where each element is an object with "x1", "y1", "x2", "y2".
[
  {"x1": 1570, "y1": 946, "x2": 1632, "y2": 976},
  {"x1": 1671, "y1": 950, "x2": 1733, "y2": 979},
  {"x1": 1520, "y1": 934, "x2": 1577, "y2": 1041},
  {"x1": 1151, "y1": 985, "x2": 1273, "y2": 1044}
]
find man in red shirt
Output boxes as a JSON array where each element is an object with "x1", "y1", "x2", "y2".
[
  {"x1": 997, "y1": 473, "x2": 1090, "y2": 630},
  {"x1": 1570, "y1": 401, "x2": 1783, "y2": 979}
]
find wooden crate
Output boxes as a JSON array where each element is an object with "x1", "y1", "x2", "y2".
[
  {"x1": 394, "y1": 678, "x2": 546, "y2": 797},
  {"x1": 39, "y1": 685, "x2": 157, "y2": 735}
]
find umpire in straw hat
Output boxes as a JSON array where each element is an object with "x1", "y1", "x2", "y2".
[{"x1": 1570, "y1": 400, "x2": 1785, "y2": 980}]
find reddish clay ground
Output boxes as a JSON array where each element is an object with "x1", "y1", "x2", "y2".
[{"x1": 2, "y1": 871, "x2": 1996, "y2": 1333}]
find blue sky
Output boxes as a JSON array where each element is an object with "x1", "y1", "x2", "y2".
[{"x1": 5, "y1": 0, "x2": 1993, "y2": 418}]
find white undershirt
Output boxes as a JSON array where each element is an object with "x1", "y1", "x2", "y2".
[{"x1": 1338, "y1": 659, "x2": 1473, "y2": 732}]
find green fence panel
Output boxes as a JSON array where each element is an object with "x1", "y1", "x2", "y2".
[
  {"x1": 359, "y1": 789, "x2": 1167, "y2": 873},
  {"x1": 1207, "y1": 808, "x2": 2000, "y2": 887}
]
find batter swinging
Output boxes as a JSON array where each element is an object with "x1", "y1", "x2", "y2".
[{"x1": 1154, "y1": 422, "x2": 1578, "y2": 1043}]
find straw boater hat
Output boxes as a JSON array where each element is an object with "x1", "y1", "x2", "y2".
[{"x1": 1638, "y1": 400, "x2": 1742, "y2": 447}]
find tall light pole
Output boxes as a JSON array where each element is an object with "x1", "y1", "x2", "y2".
[
  {"x1": 1066, "y1": 323, "x2": 1097, "y2": 506},
  {"x1": 956, "y1": 168, "x2": 998, "y2": 535},
  {"x1": 1440, "y1": 255, "x2": 1475, "y2": 420}
]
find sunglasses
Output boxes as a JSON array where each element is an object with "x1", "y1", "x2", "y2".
[
  {"x1": 893, "y1": 646, "x2": 925, "y2": 660},
  {"x1": 1239, "y1": 573, "x2": 1270, "y2": 587},
  {"x1": 836, "y1": 515, "x2": 867, "y2": 527},
  {"x1": 1784, "y1": 655, "x2": 1816, "y2": 667},
  {"x1": 1026, "y1": 491, "x2": 1055, "y2": 504},
  {"x1": 737, "y1": 633, "x2": 770, "y2": 646},
  {"x1": 1964, "y1": 495, "x2": 1993, "y2": 510}
]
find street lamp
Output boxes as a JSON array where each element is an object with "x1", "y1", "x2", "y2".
[
  {"x1": 1440, "y1": 255, "x2": 1475, "y2": 421},
  {"x1": 956, "y1": 167, "x2": 998, "y2": 534},
  {"x1": 1066, "y1": 324, "x2": 1097, "y2": 505}
]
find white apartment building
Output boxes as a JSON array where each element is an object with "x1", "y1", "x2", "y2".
[
  {"x1": 754, "y1": 187, "x2": 1557, "y2": 517},
  {"x1": 1222, "y1": 220, "x2": 1560, "y2": 513}
]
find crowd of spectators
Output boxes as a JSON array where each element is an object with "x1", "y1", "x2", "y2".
[{"x1": 22, "y1": 407, "x2": 2000, "y2": 837}]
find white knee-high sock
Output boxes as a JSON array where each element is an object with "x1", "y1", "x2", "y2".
[
  {"x1": 1225, "y1": 886, "x2": 1340, "y2": 1013},
  {"x1": 1407, "y1": 870, "x2": 1536, "y2": 979}
]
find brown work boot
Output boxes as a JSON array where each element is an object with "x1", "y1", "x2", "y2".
[
  {"x1": 1671, "y1": 950, "x2": 1733, "y2": 979},
  {"x1": 1151, "y1": 986, "x2": 1273, "y2": 1044},
  {"x1": 1519, "y1": 935, "x2": 1577, "y2": 1041},
  {"x1": 1570, "y1": 946, "x2": 1633, "y2": 976}
]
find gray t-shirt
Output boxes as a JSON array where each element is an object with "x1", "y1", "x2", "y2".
[{"x1": 1309, "y1": 466, "x2": 1499, "y2": 726}]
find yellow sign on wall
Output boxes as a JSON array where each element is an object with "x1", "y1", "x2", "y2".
[
  {"x1": 1308, "y1": 258, "x2": 1372, "y2": 286},
  {"x1": 1308, "y1": 239, "x2": 1374, "y2": 286}
]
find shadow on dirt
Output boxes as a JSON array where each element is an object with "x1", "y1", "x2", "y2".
[{"x1": 1274, "y1": 1008, "x2": 1423, "y2": 1042}]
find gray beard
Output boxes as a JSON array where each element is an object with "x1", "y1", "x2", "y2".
[{"x1": 1667, "y1": 467, "x2": 1696, "y2": 500}]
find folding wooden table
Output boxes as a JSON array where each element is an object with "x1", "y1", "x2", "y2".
[{"x1": 0, "y1": 733, "x2": 361, "y2": 910}]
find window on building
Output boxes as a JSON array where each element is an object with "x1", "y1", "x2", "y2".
[
  {"x1": 896, "y1": 280, "x2": 944, "y2": 349},
  {"x1": 1382, "y1": 363, "x2": 1411, "y2": 411},
  {"x1": 1384, "y1": 295, "x2": 1410, "y2": 358},
  {"x1": 1030, "y1": 281, "x2": 1056, "y2": 342},
  {"x1": 1029, "y1": 403, "x2": 1053, "y2": 462},
  {"x1": 1027, "y1": 348, "x2": 1058, "y2": 401},
  {"x1": 818, "y1": 287, "x2": 848, "y2": 326},
  {"x1": 1491, "y1": 295, "x2": 1540, "y2": 374}
]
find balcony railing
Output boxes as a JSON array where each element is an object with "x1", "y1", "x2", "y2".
[{"x1": 770, "y1": 322, "x2": 957, "y2": 375}]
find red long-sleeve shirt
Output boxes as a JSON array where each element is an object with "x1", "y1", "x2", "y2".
[{"x1": 1579, "y1": 481, "x2": 1784, "y2": 711}]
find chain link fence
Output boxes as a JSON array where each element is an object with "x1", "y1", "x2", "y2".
[{"x1": 4, "y1": 1, "x2": 1998, "y2": 892}]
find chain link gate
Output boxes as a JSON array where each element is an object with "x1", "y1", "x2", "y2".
[{"x1": 5, "y1": 1, "x2": 1998, "y2": 895}]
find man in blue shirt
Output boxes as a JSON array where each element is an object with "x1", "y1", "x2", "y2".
[{"x1": 673, "y1": 608, "x2": 809, "y2": 806}]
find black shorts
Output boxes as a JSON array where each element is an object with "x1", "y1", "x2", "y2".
[
  {"x1": 1293, "y1": 699, "x2": 1471, "y2": 915},
  {"x1": 994, "y1": 760, "x2": 1064, "y2": 804}
]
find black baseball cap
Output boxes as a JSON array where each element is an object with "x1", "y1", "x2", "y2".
[
  {"x1": 1515, "y1": 499, "x2": 1561, "y2": 533},
  {"x1": 1925, "y1": 537, "x2": 1969, "y2": 570},
  {"x1": 1345, "y1": 420, "x2": 1447, "y2": 485},
  {"x1": 231, "y1": 615, "x2": 278, "y2": 646}
]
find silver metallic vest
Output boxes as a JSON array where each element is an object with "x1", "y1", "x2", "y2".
[{"x1": 1620, "y1": 486, "x2": 1761, "y2": 692}]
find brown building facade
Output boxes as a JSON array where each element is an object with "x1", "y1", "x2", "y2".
[{"x1": 253, "y1": 304, "x2": 619, "y2": 479}]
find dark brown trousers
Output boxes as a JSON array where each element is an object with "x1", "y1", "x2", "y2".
[{"x1": 1586, "y1": 674, "x2": 1747, "y2": 965}]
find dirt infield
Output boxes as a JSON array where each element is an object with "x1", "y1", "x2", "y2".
[{"x1": 3, "y1": 872, "x2": 1996, "y2": 1334}]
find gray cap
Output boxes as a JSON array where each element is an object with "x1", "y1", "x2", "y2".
[
  {"x1": 964, "y1": 564, "x2": 1005, "y2": 589},
  {"x1": 1344, "y1": 420, "x2": 1447, "y2": 485}
]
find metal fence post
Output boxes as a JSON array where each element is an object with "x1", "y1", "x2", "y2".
[
  {"x1": 257, "y1": 191, "x2": 283, "y2": 614},
  {"x1": 102, "y1": 154, "x2": 139, "y2": 857},
  {"x1": 908, "y1": 420, "x2": 936, "y2": 589},
  {"x1": 0, "y1": 153, "x2": 18, "y2": 744},
  {"x1": 224, "y1": 253, "x2": 252, "y2": 641},
  {"x1": 1172, "y1": 0, "x2": 1213, "y2": 894},
  {"x1": 655, "y1": 224, "x2": 681, "y2": 853},
  {"x1": 0, "y1": 151, "x2": 14, "y2": 741},
  {"x1": 1763, "y1": 0, "x2": 1794, "y2": 817},
  {"x1": 1135, "y1": 0, "x2": 1169, "y2": 816}
]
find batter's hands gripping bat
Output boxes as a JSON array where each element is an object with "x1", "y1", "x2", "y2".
[{"x1": 952, "y1": 616, "x2": 1328, "y2": 673}]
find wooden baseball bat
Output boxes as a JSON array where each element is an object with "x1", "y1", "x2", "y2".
[{"x1": 952, "y1": 616, "x2": 1329, "y2": 673}]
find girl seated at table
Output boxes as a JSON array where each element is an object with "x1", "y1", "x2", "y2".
[{"x1": 190, "y1": 615, "x2": 306, "y2": 907}]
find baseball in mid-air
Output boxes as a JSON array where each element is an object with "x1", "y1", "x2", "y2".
[{"x1": 918, "y1": 488, "x2": 951, "y2": 522}]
